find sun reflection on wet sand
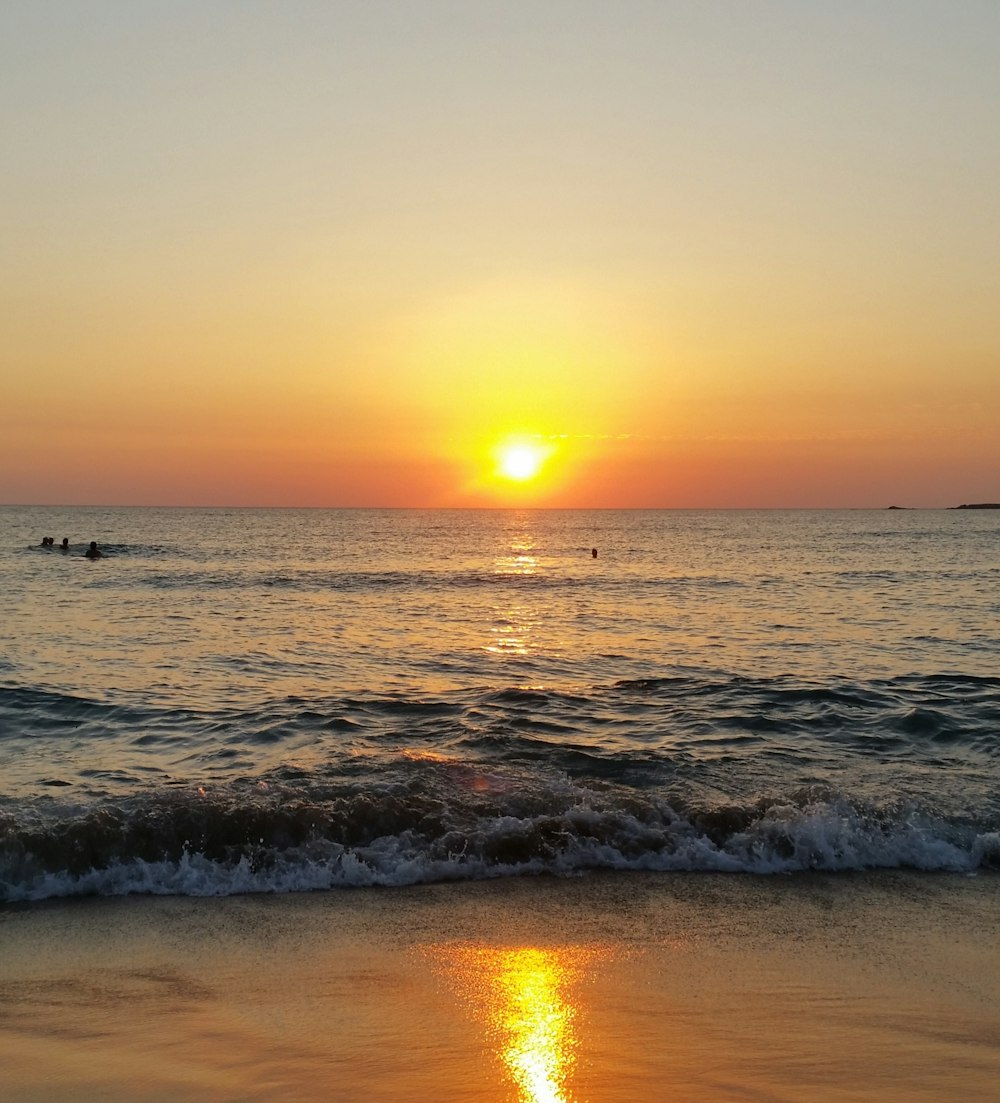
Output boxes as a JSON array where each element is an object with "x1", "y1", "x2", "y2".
[{"x1": 429, "y1": 945, "x2": 590, "y2": 1103}]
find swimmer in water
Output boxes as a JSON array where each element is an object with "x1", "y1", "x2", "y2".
[
  {"x1": 85, "y1": 541, "x2": 104, "y2": 560},
  {"x1": 60, "y1": 538, "x2": 69, "y2": 551}
]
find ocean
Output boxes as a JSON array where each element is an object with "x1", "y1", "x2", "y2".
[{"x1": 2, "y1": 506, "x2": 998, "y2": 902}]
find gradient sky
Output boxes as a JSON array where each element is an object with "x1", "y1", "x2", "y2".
[{"x1": 2, "y1": 1, "x2": 997, "y2": 507}]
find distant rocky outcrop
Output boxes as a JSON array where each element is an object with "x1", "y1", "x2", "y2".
[{"x1": 951, "y1": 503, "x2": 1000, "y2": 509}]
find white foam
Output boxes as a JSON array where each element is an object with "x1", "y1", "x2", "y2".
[{"x1": 1, "y1": 800, "x2": 992, "y2": 902}]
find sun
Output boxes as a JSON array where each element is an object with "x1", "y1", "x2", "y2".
[
  {"x1": 500, "y1": 444, "x2": 544, "y2": 481},
  {"x1": 496, "y1": 440, "x2": 549, "y2": 482}
]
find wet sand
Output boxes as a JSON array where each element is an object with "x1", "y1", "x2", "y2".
[{"x1": 2, "y1": 872, "x2": 998, "y2": 1102}]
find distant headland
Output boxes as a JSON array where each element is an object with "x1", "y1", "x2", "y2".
[{"x1": 886, "y1": 503, "x2": 999, "y2": 510}]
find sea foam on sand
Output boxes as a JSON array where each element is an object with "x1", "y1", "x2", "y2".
[{"x1": 1, "y1": 871, "x2": 998, "y2": 1103}]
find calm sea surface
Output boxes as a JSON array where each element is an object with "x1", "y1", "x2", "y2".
[{"x1": 1, "y1": 507, "x2": 998, "y2": 900}]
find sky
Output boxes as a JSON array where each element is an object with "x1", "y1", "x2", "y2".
[{"x1": 2, "y1": 0, "x2": 998, "y2": 508}]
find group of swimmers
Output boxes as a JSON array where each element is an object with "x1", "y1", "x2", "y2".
[{"x1": 39, "y1": 537, "x2": 104, "y2": 559}]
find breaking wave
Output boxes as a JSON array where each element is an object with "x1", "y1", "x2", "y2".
[{"x1": 3, "y1": 778, "x2": 998, "y2": 902}]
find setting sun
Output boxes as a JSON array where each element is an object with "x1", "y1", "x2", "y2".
[{"x1": 496, "y1": 440, "x2": 552, "y2": 483}]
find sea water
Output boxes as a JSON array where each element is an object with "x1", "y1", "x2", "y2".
[{"x1": 1, "y1": 506, "x2": 997, "y2": 900}]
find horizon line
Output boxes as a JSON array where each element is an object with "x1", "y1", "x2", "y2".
[{"x1": 2, "y1": 502, "x2": 990, "y2": 512}]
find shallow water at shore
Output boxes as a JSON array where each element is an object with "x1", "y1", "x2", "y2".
[{"x1": 2, "y1": 871, "x2": 999, "y2": 1102}]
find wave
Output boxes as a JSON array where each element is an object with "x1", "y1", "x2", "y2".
[
  {"x1": 4, "y1": 673, "x2": 998, "y2": 765},
  {"x1": 23, "y1": 549, "x2": 754, "y2": 596},
  {"x1": 2, "y1": 778, "x2": 998, "y2": 902},
  {"x1": 3, "y1": 669, "x2": 998, "y2": 900}
]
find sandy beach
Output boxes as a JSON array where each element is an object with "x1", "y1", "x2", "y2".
[{"x1": 2, "y1": 871, "x2": 998, "y2": 1102}]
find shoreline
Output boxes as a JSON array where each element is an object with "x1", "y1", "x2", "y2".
[{"x1": 3, "y1": 870, "x2": 999, "y2": 1102}]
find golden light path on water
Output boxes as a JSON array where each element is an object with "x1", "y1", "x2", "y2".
[
  {"x1": 430, "y1": 945, "x2": 590, "y2": 1103},
  {"x1": 486, "y1": 533, "x2": 539, "y2": 658}
]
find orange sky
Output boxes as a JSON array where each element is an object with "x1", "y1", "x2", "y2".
[{"x1": 2, "y1": 3, "x2": 997, "y2": 507}]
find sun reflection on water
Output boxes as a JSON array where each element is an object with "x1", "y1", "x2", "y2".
[
  {"x1": 431, "y1": 945, "x2": 587, "y2": 1103},
  {"x1": 487, "y1": 535, "x2": 540, "y2": 657},
  {"x1": 486, "y1": 604, "x2": 537, "y2": 656},
  {"x1": 493, "y1": 533, "x2": 540, "y2": 576}
]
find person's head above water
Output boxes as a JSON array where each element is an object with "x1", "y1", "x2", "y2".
[
  {"x1": 61, "y1": 538, "x2": 69, "y2": 550},
  {"x1": 85, "y1": 541, "x2": 103, "y2": 559}
]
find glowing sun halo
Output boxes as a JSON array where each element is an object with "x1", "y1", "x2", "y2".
[{"x1": 498, "y1": 442, "x2": 547, "y2": 482}]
